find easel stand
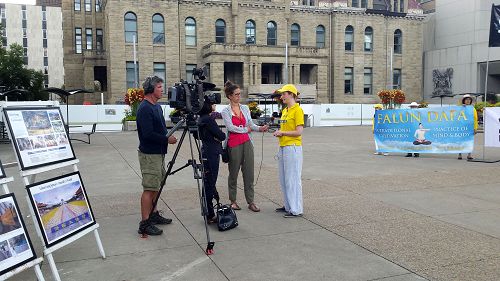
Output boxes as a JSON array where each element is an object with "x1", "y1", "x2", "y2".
[
  {"x1": 0, "y1": 176, "x2": 45, "y2": 281},
  {"x1": 20, "y1": 160, "x2": 106, "y2": 281}
]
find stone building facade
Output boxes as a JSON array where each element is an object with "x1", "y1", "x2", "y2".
[{"x1": 60, "y1": 0, "x2": 425, "y2": 104}]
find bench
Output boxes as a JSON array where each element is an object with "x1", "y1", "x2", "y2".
[{"x1": 71, "y1": 123, "x2": 96, "y2": 144}]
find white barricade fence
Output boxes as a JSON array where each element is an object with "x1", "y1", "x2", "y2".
[{"x1": 484, "y1": 107, "x2": 500, "y2": 148}]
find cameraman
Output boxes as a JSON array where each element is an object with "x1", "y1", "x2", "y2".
[
  {"x1": 197, "y1": 99, "x2": 226, "y2": 223},
  {"x1": 136, "y1": 76, "x2": 177, "y2": 236}
]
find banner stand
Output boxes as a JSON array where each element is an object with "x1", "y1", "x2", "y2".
[
  {"x1": 20, "y1": 160, "x2": 106, "y2": 281},
  {"x1": 0, "y1": 177, "x2": 45, "y2": 281}
]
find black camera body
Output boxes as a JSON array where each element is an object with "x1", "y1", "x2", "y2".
[{"x1": 168, "y1": 67, "x2": 220, "y2": 115}]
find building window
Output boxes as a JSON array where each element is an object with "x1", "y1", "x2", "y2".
[
  {"x1": 361, "y1": 0, "x2": 367, "y2": 8},
  {"x1": 394, "y1": 29, "x2": 402, "y2": 54},
  {"x1": 291, "y1": 23, "x2": 300, "y2": 46},
  {"x1": 245, "y1": 20, "x2": 256, "y2": 44},
  {"x1": 186, "y1": 64, "x2": 197, "y2": 82},
  {"x1": 393, "y1": 69, "x2": 401, "y2": 89},
  {"x1": 126, "y1": 61, "x2": 139, "y2": 89},
  {"x1": 400, "y1": 0, "x2": 404, "y2": 12},
  {"x1": 75, "y1": 27, "x2": 82, "y2": 54},
  {"x1": 364, "y1": 68, "x2": 372, "y2": 95},
  {"x1": 124, "y1": 12, "x2": 137, "y2": 43},
  {"x1": 1, "y1": 4, "x2": 6, "y2": 47},
  {"x1": 85, "y1": 0, "x2": 91, "y2": 12},
  {"x1": 316, "y1": 25, "x2": 325, "y2": 48},
  {"x1": 345, "y1": 25, "x2": 353, "y2": 51},
  {"x1": 86, "y1": 28, "x2": 92, "y2": 50},
  {"x1": 393, "y1": 0, "x2": 398, "y2": 12},
  {"x1": 74, "y1": 0, "x2": 81, "y2": 11},
  {"x1": 301, "y1": 0, "x2": 315, "y2": 5},
  {"x1": 364, "y1": 26, "x2": 373, "y2": 52},
  {"x1": 96, "y1": 29, "x2": 103, "y2": 52},
  {"x1": 267, "y1": 21, "x2": 277, "y2": 46},
  {"x1": 352, "y1": 0, "x2": 359, "y2": 7},
  {"x1": 96, "y1": 0, "x2": 102, "y2": 12},
  {"x1": 154, "y1": 62, "x2": 166, "y2": 84},
  {"x1": 44, "y1": 57, "x2": 48, "y2": 66},
  {"x1": 344, "y1": 67, "x2": 353, "y2": 94},
  {"x1": 152, "y1": 14, "x2": 165, "y2": 44},
  {"x1": 185, "y1": 17, "x2": 196, "y2": 46},
  {"x1": 215, "y1": 19, "x2": 226, "y2": 43},
  {"x1": 42, "y1": 11, "x2": 46, "y2": 21},
  {"x1": 42, "y1": 29, "x2": 47, "y2": 39}
]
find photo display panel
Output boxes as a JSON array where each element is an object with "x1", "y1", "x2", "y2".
[
  {"x1": 0, "y1": 194, "x2": 37, "y2": 275},
  {"x1": 2, "y1": 107, "x2": 76, "y2": 170},
  {"x1": 26, "y1": 172, "x2": 96, "y2": 247}
]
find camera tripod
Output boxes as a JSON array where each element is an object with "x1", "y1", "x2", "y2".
[{"x1": 148, "y1": 115, "x2": 215, "y2": 255}]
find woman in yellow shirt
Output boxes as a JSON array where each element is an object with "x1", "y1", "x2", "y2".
[
  {"x1": 272, "y1": 84, "x2": 304, "y2": 218},
  {"x1": 458, "y1": 94, "x2": 478, "y2": 160}
]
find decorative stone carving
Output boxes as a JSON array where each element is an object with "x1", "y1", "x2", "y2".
[{"x1": 432, "y1": 68, "x2": 454, "y2": 97}]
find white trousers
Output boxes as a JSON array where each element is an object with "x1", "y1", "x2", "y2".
[{"x1": 278, "y1": 145, "x2": 303, "y2": 215}]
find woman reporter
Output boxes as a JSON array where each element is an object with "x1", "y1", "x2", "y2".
[
  {"x1": 221, "y1": 81, "x2": 268, "y2": 212},
  {"x1": 273, "y1": 84, "x2": 304, "y2": 218},
  {"x1": 198, "y1": 100, "x2": 226, "y2": 223}
]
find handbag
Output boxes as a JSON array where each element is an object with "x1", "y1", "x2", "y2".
[{"x1": 215, "y1": 203, "x2": 238, "y2": 231}]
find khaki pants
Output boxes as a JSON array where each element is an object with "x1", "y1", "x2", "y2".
[{"x1": 227, "y1": 141, "x2": 254, "y2": 204}]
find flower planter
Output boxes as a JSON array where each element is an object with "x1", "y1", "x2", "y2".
[{"x1": 123, "y1": 120, "x2": 137, "y2": 131}]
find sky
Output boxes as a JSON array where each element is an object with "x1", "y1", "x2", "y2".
[{"x1": 0, "y1": 0, "x2": 35, "y2": 4}]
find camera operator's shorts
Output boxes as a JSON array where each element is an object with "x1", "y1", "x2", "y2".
[{"x1": 138, "y1": 151, "x2": 166, "y2": 191}]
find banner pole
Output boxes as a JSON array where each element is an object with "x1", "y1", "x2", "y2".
[{"x1": 482, "y1": 47, "x2": 490, "y2": 160}]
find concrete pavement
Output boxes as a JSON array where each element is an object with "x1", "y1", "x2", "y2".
[{"x1": 1, "y1": 126, "x2": 499, "y2": 281}]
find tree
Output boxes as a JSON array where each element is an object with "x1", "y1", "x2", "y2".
[{"x1": 0, "y1": 30, "x2": 47, "y2": 101}]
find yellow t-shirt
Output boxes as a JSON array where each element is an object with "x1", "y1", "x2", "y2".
[{"x1": 279, "y1": 103, "x2": 304, "y2": 147}]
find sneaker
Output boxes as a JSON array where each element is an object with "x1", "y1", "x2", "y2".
[
  {"x1": 275, "y1": 206, "x2": 286, "y2": 212},
  {"x1": 283, "y1": 212, "x2": 302, "y2": 218},
  {"x1": 149, "y1": 211, "x2": 172, "y2": 225},
  {"x1": 414, "y1": 153, "x2": 420, "y2": 158},
  {"x1": 405, "y1": 153, "x2": 412, "y2": 157},
  {"x1": 383, "y1": 153, "x2": 389, "y2": 156},
  {"x1": 138, "y1": 220, "x2": 163, "y2": 236}
]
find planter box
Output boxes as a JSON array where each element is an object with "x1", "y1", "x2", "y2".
[{"x1": 123, "y1": 120, "x2": 137, "y2": 131}]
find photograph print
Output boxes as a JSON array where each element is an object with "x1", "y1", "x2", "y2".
[
  {"x1": 0, "y1": 160, "x2": 5, "y2": 179},
  {"x1": 2, "y1": 107, "x2": 76, "y2": 170},
  {"x1": 26, "y1": 172, "x2": 95, "y2": 247},
  {"x1": 0, "y1": 194, "x2": 36, "y2": 276}
]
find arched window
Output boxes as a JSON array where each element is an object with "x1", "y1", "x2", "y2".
[
  {"x1": 215, "y1": 19, "x2": 226, "y2": 43},
  {"x1": 291, "y1": 23, "x2": 300, "y2": 46},
  {"x1": 185, "y1": 17, "x2": 196, "y2": 46},
  {"x1": 152, "y1": 14, "x2": 164, "y2": 44},
  {"x1": 124, "y1": 12, "x2": 137, "y2": 43},
  {"x1": 267, "y1": 21, "x2": 277, "y2": 46},
  {"x1": 245, "y1": 20, "x2": 256, "y2": 44},
  {"x1": 394, "y1": 29, "x2": 402, "y2": 54},
  {"x1": 364, "y1": 26, "x2": 373, "y2": 52},
  {"x1": 316, "y1": 25, "x2": 325, "y2": 48},
  {"x1": 345, "y1": 25, "x2": 353, "y2": 51}
]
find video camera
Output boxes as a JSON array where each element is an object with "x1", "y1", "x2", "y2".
[{"x1": 168, "y1": 67, "x2": 221, "y2": 115}]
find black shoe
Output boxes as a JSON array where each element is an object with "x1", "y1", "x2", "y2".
[
  {"x1": 149, "y1": 211, "x2": 172, "y2": 225},
  {"x1": 405, "y1": 153, "x2": 412, "y2": 157},
  {"x1": 283, "y1": 212, "x2": 303, "y2": 218},
  {"x1": 414, "y1": 153, "x2": 420, "y2": 157},
  {"x1": 138, "y1": 220, "x2": 163, "y2": 236},
  {"x1": 275, "y1": 206, "x2": 286, "y2": 212}
]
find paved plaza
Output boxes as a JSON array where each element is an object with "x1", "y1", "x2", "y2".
[{"x1": 1, "y1": 126, "x2": 499, "y2": 281}]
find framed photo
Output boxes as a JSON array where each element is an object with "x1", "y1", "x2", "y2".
[
  {"x1": 0, "y1": 193, "x2": 37, "y2": 276},
  {"x1": 26, "y1": 172, "x2": 95, "y2": 248},
  {"x1": 2, "y1": 107, "x2": 76, "y2": 171},
  {"x1": 0, "y1": 160, "x2": 5, "y2": 179}
]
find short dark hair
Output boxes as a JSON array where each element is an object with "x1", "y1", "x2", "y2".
[
  {"x1": 198, "y1": 101, "x2": 213, "y2": 116},
  {"x1": 143, "y1": 76, "x2": 164, "y2": 94}
]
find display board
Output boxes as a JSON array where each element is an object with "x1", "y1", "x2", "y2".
[
  {"x1": 0, "y1": 193, "x2": 37, "y2": 275},
  {"x1": 26, "y1": 172, "x2": 95, "y2": 247},
  {"x1": 0, "y1": 160, "x2": 5, "y2": 179},
  {"x1": 2, "y1": 107, "x2": 76, "y2": 170}
]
